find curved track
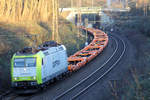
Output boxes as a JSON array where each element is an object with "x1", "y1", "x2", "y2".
[
  {"x1": 12, "y1": 34, "x2": 125, "y2": 100},
  {"x1": 2, "y1": 30, "x2": 126, "y2": 100},
  {"x1": 72, "y1": 34, "x2": 126, "y2": 100},
  {"x1": 53, "y1": 34, "x2": 126, "y2": 100}
]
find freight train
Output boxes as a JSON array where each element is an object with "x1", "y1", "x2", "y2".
[{"x1": 11, "y1": 27, "x2": 108, "y2": 93}]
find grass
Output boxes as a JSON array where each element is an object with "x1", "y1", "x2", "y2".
[{"x1": 109, "y1": 5, "x2": 150, "y2": 100}]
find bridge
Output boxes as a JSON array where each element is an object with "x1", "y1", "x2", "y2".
[
  {"x1": 60, "y1": 7, "x2": 130, "y2": 15},
  {"x1": 59, "y1": 7, "x2": 130, "y2": 28},
  {"x1": 60, "y1": 7, "x2": 130, "y2": 26}
]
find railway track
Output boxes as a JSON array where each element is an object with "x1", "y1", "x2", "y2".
[
  {"x1": 0, "y1": 90, "x2": 19, "y2": 100},
  {"x1": 53, "y1": 34, "x2": 126, "y2": 100},
  {"x1": 2, "y1": 34, "x2": 125, "y2": 100},
  {"x1": 1, "y1": 29, "x2": 125, "y2": 100},
  {"x1": 1, "y1": 90, "x2": 37, "y2": 100},
  {"x1": 9, "y1": 35, "x2": 116, "y2": 100},
  {"x1": 10, "y1": 36, "x2": 116, "y2": 100},
  {"x1": 0, "y1": 90, "x2": 12, "y2": 100}
]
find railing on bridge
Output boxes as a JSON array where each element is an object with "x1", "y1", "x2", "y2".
[{"x1": 60, "y1": 7, "x2": 130, "y2": 14}]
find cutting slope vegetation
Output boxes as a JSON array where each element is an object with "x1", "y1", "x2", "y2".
[
  {"x1": 107, "y1": 2, "x2": 150, "y2": 99},
  {"x1": 0, "y1": 0, "x2": 85, "y2": 89}
]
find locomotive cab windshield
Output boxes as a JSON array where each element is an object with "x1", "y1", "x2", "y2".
[
  {"x1": 11, "y1": 56, "x2": 39, "y2": 89},
  {"x1": 14, "y1": 58, "x2": 36, "y2": 68}
]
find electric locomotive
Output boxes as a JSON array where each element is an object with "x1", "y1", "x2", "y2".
[{"x1": 11, "y1": 41, "x2": 68, "y2": 91}]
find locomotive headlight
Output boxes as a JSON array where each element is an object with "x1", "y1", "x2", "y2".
[
  {"x1": 32, "y1": 76, "x2": 36, "y2": 80},
  {"x1": 14, "y1": 77, "x2": 18, "y2": 80}
]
